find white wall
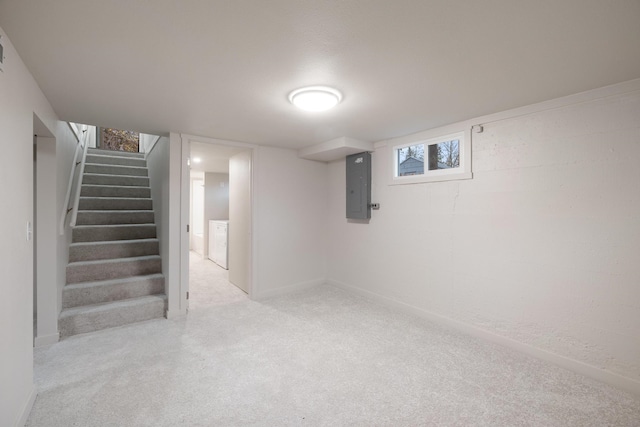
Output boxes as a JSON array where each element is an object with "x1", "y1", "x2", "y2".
[
  {"x1": 203, "y1": 172, "x2": 229, "y2": 259},
  {"x1": 0, "y1": 25, "x2": 60, "y2": 427},
  {"x1": 228, "y1": 150, "x2": 252, "y2": 293},
  {"x1": 145, "y1": 135, "x2": 173, "y2": 302},
  {"x1": 326, "y1": 81, "x2": 640, "y2": 395},
  {"x1": 254, "y1": 146, "x2": 328, "y2": 298},
  {"x1": 189, "y1": 174, "x2": 205, "y2": 256},
  {"x1": 139, "y1": 133, "x2": 159, "y2": 154},
  {"x1": 54, "y1": 122, "x2": 84, "y2": 322}
]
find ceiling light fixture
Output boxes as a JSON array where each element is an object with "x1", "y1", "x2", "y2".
[
  {"x1": 289, "y1": 86, "x2": 342, "y2": 112},
  {"x1": 192, "y1": 157, "x2": 201, "y2": 163}
]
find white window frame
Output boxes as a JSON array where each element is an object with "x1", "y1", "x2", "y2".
[{"x1": 389, "y1": 130, "x2": 472, "y2": 185}]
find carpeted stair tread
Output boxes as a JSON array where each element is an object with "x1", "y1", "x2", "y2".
[
  {"x1": 75, "y1": 210, "x2": 155, "y2": 225},
  {"x1": 69, "y1": 238, "x2": 160, "y2": 262},
  {"x1": 87, "y1": 148, "x2": 144, "y2": 158},
  {"x1": 85, "y1": 154, "x2": 146, "y2": 167},
  {"x1": 84, "y1": 163, "x2": 149, "y2": 177},
  {"x1": 72, "y1": 223, "x2": 156, "y2": 242},
  {"x1": 78, "y1": 197, "x2": 153, "y2": 210},
  {"x1": 62, "y1": 274, "x2": 165, "y2": 308},
  {"x1": 80, "y1": 184, "x2": 151, "y2": 198},
  {"x1": 82, "y1": 173, "x2": 149, "y2": 187},
  {"x1": 58, "y1": 294, "x2": 167, "y2": 337},
  {"x1": 66, "y1": 255, "x2": 162, "y2": 284},
  {"x1": 67, "y1": 254, "x2": 161, "y2": 267}
]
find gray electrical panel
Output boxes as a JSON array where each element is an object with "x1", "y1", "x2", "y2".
[{"x1": 346, "y1": 152, "x2": 371, "y2": 219}]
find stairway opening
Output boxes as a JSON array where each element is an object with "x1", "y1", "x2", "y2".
[{"x1": 59, "y1": 145, "x2": 166, "y2": 337}]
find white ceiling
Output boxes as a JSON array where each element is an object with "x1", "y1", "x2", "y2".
[
  {"x1": 190, "y1": 142, "x2": 247, "y2": 174},
  {"x1": 1, "y1": 1, "x2": 639, "y2": 150}
]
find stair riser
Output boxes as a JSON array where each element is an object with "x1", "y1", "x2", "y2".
[
  {"x1": 59, "y1": 297, "x2": 166, "y2": 337},
  {"x1": 67, "y1": 258, "x2": 162, "y2": 284},
  {"x1": 75, "y1": 211, "x2": 155, "y2": 225},
  {"x1": 69, "y1": 240, "x2": 159, "y2": 262},
  {"x1": 73, "y1": 225, "x2": 156, "y2": 243},
  {"x1": 88, "y1": 148, "x2": 145, "y2": 159},
  {"x1": 81, "y1": 185, "x2": 150, "y2": 198},
  {"x1": 78, "y1": 198, "x2": 152, "y2": 210},
  {"x1": 83, "y1": 174, "x2": 149, "y2": 187},
  {"x1": 84, "y1": 164, "x2": 148, "y2": 177},
  {"x1": 62, "y1": 276, "x2": 165, "y2": 308},
  {"x1": 85, "y1": 154, "x2": 146, "y2": 167}
]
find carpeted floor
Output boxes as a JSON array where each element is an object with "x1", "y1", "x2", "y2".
[
  {"x1": 187, "y1": 251, "x2": 248, "y2": 310},
  {"x1": 27, "y1": 263, "x2": 640, "y2": 426}
]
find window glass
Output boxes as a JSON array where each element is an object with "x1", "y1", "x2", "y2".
[{"x1": 391, "y1": 131, "x2": 470, "y2": 184}]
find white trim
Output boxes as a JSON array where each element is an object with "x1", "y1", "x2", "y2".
[
  {"x1": 165, "y1": 309, "x2": 185, "y2": 320},
  {"x1": 249, "y1": 147, "x2": 259, "y2": 298},
  {"x1": 180, "y1": 137, "x2": 190, "y2": 312},
  {"x1": 34, "y1": 332, "x2": 59, "y2": 347},
  {"x1": 253, "y1": 278, "x2": 325, "y2": 300},
  {"x1": 389, "y1": 130, "x2": 472, "y2": 185},
  {"x1": 327, "y1": 279, "x2": 640, "y2": 398},
  {"x1": 15, "y1": 385, "x2": 36, "y2": 427}
]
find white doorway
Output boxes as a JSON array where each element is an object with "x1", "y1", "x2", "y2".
[{"x1": 182, "y1": 136, "x2": 255, "y2": 310}]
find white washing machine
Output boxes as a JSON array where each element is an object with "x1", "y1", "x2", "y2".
[{"x1": 208, "y1": 220, "x2": 229, "y2": 269}]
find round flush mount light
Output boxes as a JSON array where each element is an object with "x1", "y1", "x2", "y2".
[{"x1": 288, "y1": 86, "x2": 342, "y2": 112}]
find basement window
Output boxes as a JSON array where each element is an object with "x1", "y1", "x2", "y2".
[{"x1": 390, "y1": 131, "x2": 471, "y2": 185}]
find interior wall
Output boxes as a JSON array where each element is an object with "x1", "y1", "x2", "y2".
[
  {"x1": 203, "y1": 172, "x2": 229, "y2": 259},
  {"x1": 0, "y1": 25, "x2": 59, "y2": 427},
  {"x1": 228, "y1": 150, "x2": 252, "y2": 293},
  {"x1": 190, "y1": 176, "x2": 205, "y2": 256},
  {"x1": 254, "y1": 146, "x2": 328, "y2": 298},
  {"x1": 171, "y1": 132, "x2": 186, "y2": 317},
  {"x1": 55, "y1": 122, "x2": 83, "y2": 325},
  {"x1": 326, "y1": 82, "x2": 640, "y2": 393},
  {"x1": 145, "y1": 136, "x2": 171, "y2": 302},
  {"x1": 34, "y1": 135, "x2": 57, "y2": 346}
]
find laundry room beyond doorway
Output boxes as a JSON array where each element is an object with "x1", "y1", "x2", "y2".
[{"x1": 187, "y1": 140, "x2": 252, "y2": 309}]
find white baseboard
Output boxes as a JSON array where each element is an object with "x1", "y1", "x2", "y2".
[
  {"x1": 252, "y1": 278, "x2": 325, "y2": 300},
  {"x1": 165, "y1": 308, "x2": 186, "y2": 320},
  {"x1": 326, "y1": 279, "x2": 640, "y2": 398},
  {"x1": 15, "y1": 385, "x2": 36, "y2": 427},
  {"x1": 34, "y1": 332, "x2": 59, "y2": 348}
]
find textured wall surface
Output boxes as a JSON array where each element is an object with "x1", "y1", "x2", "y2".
[{"x1": 326, "y1": 85, "x2": 640, "y2": 386}]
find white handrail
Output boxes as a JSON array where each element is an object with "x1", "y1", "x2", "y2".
[
  {"x1": 69, "y1": 131, "x2": 91, "y2": 228},
  {"x1": 59, "y1": 128, "x2": 86, "y2": 235}
]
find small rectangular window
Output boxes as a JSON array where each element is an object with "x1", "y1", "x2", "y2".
[
  {"x1": 391, "y1": 131, "x2": 471, "y2": 185},
  {"x1": 397, "y1": 144, "x2": 425, "y2": 176}
]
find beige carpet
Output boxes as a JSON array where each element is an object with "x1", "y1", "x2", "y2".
[
  {"x1": 27, "y1": 279, "x2": 640, "y2": 426},
  {"x1": 188, "y1": 251, "x2": 248, "y2": 310}
]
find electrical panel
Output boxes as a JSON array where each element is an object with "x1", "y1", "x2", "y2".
[{"x1": 346, "y1": 152, "x2": 371, "y2": 219}]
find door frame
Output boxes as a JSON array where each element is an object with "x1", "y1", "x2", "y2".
[
  {"x1": 33, "y1": 114, "x2": 60, "y2": 347},
  {"x1": 179, "y1": 134, "x2": 259, "y2": 310}
]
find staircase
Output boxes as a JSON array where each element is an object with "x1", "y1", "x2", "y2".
[{"x1": 59, "y1": 148, "x2": 166, "y2": 338}]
